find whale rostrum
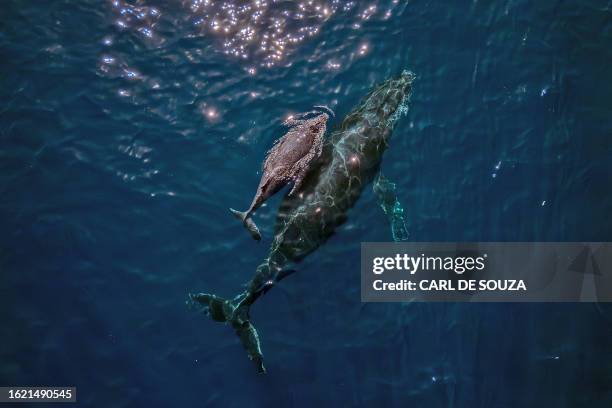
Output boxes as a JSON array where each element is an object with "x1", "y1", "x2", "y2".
[{"x1": 189, "y1": 71, "x2": 415, "y2": 373}]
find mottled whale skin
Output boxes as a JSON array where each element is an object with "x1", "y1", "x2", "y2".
[
  {"x1": 189, "y1": 71, "x2": 415, "y2": 373},
  {"x1": 229, "y1": 108, "x2": 332, "y2": 241}
]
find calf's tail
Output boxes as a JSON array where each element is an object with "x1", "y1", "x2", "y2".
[{"x1": 229, "y1": 208, "x2": 262, "y2": 241}]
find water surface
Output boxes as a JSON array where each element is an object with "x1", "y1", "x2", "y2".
[{"x1": 1, "y1": 0, "x2": 612, "y2": 406}]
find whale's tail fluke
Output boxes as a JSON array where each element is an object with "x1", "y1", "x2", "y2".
[
  {"x1": 187, "y1": 292, "x2": 266, "y2": 373},
  {"x1": 229, "y1": 208, "x2": 262, "y2": 241}
]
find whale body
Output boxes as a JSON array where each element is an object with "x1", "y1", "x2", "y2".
[
  {"x1": 229, "y1": 108, "x2": 332, "y2": 241},
  {"x1": 189, "y1": 70, "x2": 415, "y2": 373}
]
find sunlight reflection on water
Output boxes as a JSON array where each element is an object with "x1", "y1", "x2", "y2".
[{"x1": 102, "y1": 0, "x2": 401, "y2": 73}]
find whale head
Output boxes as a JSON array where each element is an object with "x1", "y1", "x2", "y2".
[{"x1": 361, "y1": 70, "x2": 415, "y2": 128}]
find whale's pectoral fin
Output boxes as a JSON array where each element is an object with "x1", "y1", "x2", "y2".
[
  {"x1": 288, "y1": 175, "x2": 305, "y2": 197},
  {"x1": 288, "y1": 152, "x2": 317, "y2": 197},
  {"x1": 187, "y1": 292, "x2": 266, "y2": 373},
  {"x1": 373, "y1": 172, "x2": 409, "y2": 241},
  {"x1": 287, "y1": 161, "x2": 311, "y2": 196}
]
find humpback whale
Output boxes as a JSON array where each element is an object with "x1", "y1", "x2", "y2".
[
  {"x1": 230, "y1": 107, "x2": 333, "y2": 241},
  {"x1": 189, "y1": 70, "x2": 415, "y2": 373}
]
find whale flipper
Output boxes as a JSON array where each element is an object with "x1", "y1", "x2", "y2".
[
  {"x1": 187, "y1": 292, "x2": 266, "y2": 373},
  {"x1": 230, "y1": 208, "x2": 262, "y2": 241},
  {"x1": 373, "y1": 172, "x2": 409, "y2": 241}
]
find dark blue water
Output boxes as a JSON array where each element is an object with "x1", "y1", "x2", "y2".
[{"x1": 2, "y1": 0, "x2": 612, "y2": 406}]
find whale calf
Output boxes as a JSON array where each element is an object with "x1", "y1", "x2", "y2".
[
  {"x1": 189, "y1": 71, "x2": 415, "y2": 373},
  {"x1": 230, "y1": 107, "x2": 333, "y2": 241}
]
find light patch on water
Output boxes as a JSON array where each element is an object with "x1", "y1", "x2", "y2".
[
  {"x1": 98, "y1": 0, "x2": 404, "y2": 117},
  {"x1": 185, "y1": 0, "x2": 342, "y2": 67},
  {"x1": 108, "y1": 0, "x2": 164, "y2": 47},
  {"x1": 103, "y1": 0, "x2": 401, "y2": 71},
  {"x1": 199, "y1": 102, "x2": 222, "y2": 123},
  {"x1": 357, "y1": 42, "x2": 370, "y2": 56}
]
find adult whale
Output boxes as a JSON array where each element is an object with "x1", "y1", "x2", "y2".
[{"x1": 189, "y1": 70, "x2": 415, "y2": 373}]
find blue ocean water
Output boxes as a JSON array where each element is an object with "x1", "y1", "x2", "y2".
[{"x1": 1, "y1": 0, "x2": 612, "y2": 406}]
